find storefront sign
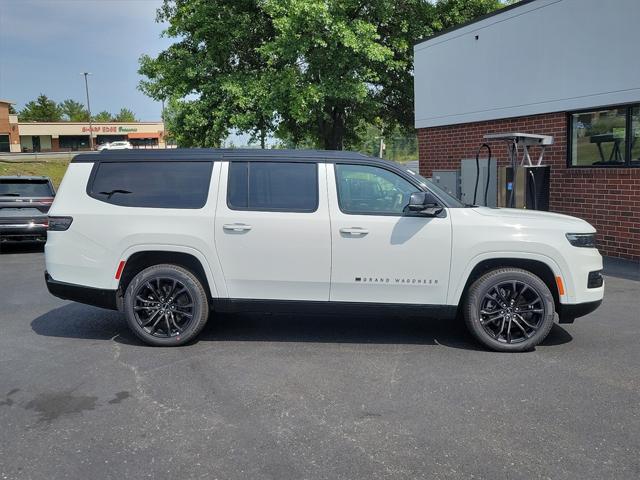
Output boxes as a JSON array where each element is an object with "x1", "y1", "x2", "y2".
[{"x1": 81, "y1": 126, "x2": 139, "y2": 133}]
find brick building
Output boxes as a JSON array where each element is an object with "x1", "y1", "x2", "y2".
[
  {"x1": 414, "y1": 0, "x2": 639, "y2": 261},
  {"x1": 0, "y1": 100, "x2": 20, "y2": 153},
  {"x1": 0, "y1": 99, "x2": 166, "y2": 152}
]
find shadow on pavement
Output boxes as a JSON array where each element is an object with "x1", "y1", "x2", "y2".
[
  {"x1": 30, "y1": 303, "x2": 138, "y2": 346},
  {"x1": 603, "y1": 256, "x2": 640, "y2": 282},
  {"x1": 31, "y1": 303, "x2": 573, "y2": 351}
]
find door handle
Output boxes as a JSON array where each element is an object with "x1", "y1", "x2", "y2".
[
  {"x1": 223, "y1": 223, "x2": 252, "y2": 232},
  {"x1": 340, "y1": 227, "x2": 369, "y2": 236}
]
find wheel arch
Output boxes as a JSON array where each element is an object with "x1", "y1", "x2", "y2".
[
  {"x1": 117, "y1": 248, "x2": 219, "y2": 305},
  {"x1": 454, "y1": 257, "x2": 562, "y2": 312}
]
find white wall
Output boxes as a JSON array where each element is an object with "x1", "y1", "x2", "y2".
[{"x1": 414, "y1": 0, "x2": 640, "y2": 128}]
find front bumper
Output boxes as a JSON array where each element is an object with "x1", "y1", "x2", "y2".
[
  {"x1": 45, "y1": 271, "x2": 118, "y2": 310},
  {"x1": 557, "y1": 299, "x2": 602, "y2": 324}
]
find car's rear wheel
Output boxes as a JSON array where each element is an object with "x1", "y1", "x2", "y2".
[
  {"x1": 123, "y1": 264, "x2": 209, "y2": 347},
  {"x1": 464, "y1": 268, "x2": 555, "y2": 352}
]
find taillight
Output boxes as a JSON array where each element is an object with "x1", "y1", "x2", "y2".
[{"x1": 48, "y1": 216, "x2": 73, "y2": 231}]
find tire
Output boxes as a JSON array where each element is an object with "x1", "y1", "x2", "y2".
[
  {"x1": 123, "y1": 264, "x2": 209, "y2": 347},
  {"x1": 464, "y1": 268, "x2": 555, "y2": 352}
]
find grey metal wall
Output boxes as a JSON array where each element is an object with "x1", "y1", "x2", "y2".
[{"x1": 414, "y1": 0, "x2": 640, "y2": 128}]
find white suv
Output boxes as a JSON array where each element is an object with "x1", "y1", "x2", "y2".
[
  {"x1": 97, "y1": 141, "x2": 133, "y2": 151},
  {"x1": 45, "y1": 149, "x2": 604, "y2": 351}
]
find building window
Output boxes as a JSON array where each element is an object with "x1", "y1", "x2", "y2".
[
  {"x1": 569, "y1": 105, "x2": 639, "y2": 167},
  {"x1": 632, "y1": 106, "x2": 640, "y2": 165},
  {"x1": 0, "y1": 135, "x2": 9, "y2": 153},
  {"x1": 59, "y1": 135, "x2": 90, "y2": 151}
]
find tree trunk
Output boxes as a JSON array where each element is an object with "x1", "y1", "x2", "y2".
[{"x1": 322, "y1": 106, "x2": 345, "y2": 150}]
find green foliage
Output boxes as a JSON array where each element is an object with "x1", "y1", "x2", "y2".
[
  {"x1": 588, "y1": 115, "x2": 626, "y2": 136},
  {"x1": 8, "y1": 104, "x2": 16, "y2": 114},
  {"x1": 351, "y1": 122, "x2": 418, "y2": 162},
  {"x1": 114, "y1": 108, "x2": 137, "y2": 122},
  {"x1": 59, "y1": 99, "x2": 89, "y2": 122},
  {"x1": 0, "y1": 160, "x2": 69, "y2": 188},
  {"x1": 19, "y1": 94, "x2": 63, "y2": 122},
  {"x1": 162, "y1": 98, "x2": 227, "y2": 147},
  {"x1": 431, "y1": 0, "x2": 502, "y2": 31},
  {"x1": 93, "y1": 111, "x2": 114, "y2": 122},
  {"x1": 140, "y1": 0, "x2": 502, "y2": 149},
  {"x1": 15, "y1": 95, "x2": 137, "y2": 123}
]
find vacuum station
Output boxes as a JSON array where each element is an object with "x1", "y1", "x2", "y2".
[{"x1": 431, "y1": 132, "x2": 553, "y2": 211}]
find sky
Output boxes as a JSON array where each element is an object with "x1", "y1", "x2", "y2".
[{"x1": 0, "y1": 0, "x2": 172, "y2": 121}]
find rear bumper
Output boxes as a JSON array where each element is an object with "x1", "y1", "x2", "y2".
[
  {"x1": 0, "y1": 220, "x2": 48, "y2": 241},
  {"x1": 45, "y1": 271, "x2": 118, "y2": 310},
  {"x1": 557, "y1": 299, "x2": 602, "y2": 323}
]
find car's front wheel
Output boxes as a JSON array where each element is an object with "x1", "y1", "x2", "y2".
[
  {"x1": 464, "y1": 268, "x2": 556, "y2": 352},
  {"x1": 123, "y1": 264, "x2": 209, "y2": 346}
]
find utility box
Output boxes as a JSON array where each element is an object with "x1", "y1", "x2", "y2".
[
  {"x1": 460, "y1": 158, "x2": 497, "y2": 207},
  {"x1": 497, "y1": 165, "x2": 551, "y2": 211},
  {"x1": 431, "y1": 170, "x2": 460, "y2": 199}
]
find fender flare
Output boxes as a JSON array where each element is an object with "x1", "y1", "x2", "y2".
[
  {"x1": 112, "y1": 244, "x2": 226, "y2": 298},
  {"x1": 449, "y1": 251, "x2": 569, "y2": 305}
]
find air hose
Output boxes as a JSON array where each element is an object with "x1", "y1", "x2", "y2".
[
  {"x1": 528, "y1": 169, "x2": 538, "y2": 210},
  {"x1": 473, "y1": 143, "x2": 492, "y2": 206}
]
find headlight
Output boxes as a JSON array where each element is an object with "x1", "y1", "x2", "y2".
[{"x1": 566, "y1": 233, "x2": 597, "y2": 248}]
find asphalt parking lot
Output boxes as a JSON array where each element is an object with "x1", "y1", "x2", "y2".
[{"x1": 1, "y1": 247, "x2": 639, "y2": 480}]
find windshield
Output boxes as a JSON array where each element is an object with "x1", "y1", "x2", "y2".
[
  {"x1": 404, "y1": 168, "x2": 465, "y2": 208},
  {"x1": 0, "y1": 179, "x2": 53, "y2": 197}
]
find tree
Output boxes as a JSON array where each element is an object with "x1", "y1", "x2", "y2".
[
  {"x1": 18, "y1": 94, "x2": 63, "y2": 122},
  {"x1": 8, "y1": 104, "x2": 16, "y2": 114},
  {"x1": 60, "y1": 99, "x2": 89, "y2": 122},
  {"x1": 161, "y1": 97, "x2": 228, "y2": 147},
  {"x1": 431, "y1": 0, "x2": 506, "y2": 30},
  {"x1": 114, "y1": 108, "x2": 136, "y2": 122},
  {"x1": 139, "y1": 0, "x2": 502, "y2": 149},
  {"x1": 93, "y1": 111, "x2": 113, "y2": 122}
]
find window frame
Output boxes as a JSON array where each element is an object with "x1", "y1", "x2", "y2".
[
  {"x1": 87, "y1": 160, "x2": 214, "y2": 209},
  {"x1": 226, "y1": 161, "x2": 319, "y2": 213},
  {"x1": 567, "y1": 102, "x2": 640, "y2": 168},
  {"x1": 334, "y1": 162, "x2": 434, "y2": 217}
]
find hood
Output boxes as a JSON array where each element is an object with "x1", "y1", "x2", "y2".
[{"x1": 472, "y1": 207, "x2": 595, "y2": 232}]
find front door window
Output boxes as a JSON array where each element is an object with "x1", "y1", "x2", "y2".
[{"x1": 335, "y1": 164, "x2": 415, "y2": 215}]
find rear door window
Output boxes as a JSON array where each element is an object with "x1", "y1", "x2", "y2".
[
  {"x1": 227, "y1": 161, "x2": 318, "y2": 212},
  {"x1": 89, "y1": 161, "x2": 213, "y2": 209}
]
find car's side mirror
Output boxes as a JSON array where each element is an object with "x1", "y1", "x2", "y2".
[{"x1": 404, "y1": 192, "x2": 443, "y2": 217}]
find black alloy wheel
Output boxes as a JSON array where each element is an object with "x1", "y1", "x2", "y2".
[
  {"x1": 464, "y1": 268, "x2": 556, "y2": 352},
  {"x1": 133, "y1": 277, "x2": 194, "y2": 338},
  {"x1": 479, "y1": 280, "x2": 546, "y2": 344},
  {"x1": 124, "y1": 264, "x2": 209, "y2": 346}
]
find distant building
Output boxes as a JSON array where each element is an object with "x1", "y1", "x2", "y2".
[
  {"x1": 414, "y1": 0, "x2": 639, "y2": 261},
  {"x1": 0, "y1": 99, "x2": 166, "y2": 153}
]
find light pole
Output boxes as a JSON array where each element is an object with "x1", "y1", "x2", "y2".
[{"x1": 81, "y1": 72, "x2": 94, "y2": 150}]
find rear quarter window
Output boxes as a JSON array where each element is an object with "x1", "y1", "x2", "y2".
[{"x1": 88, "y1": 161, "x2": 213, "y2": 209}]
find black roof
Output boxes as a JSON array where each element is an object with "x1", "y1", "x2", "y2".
[
  {"x1": 72, "y1": 148, "x2": 389, "y2": 165},
  {"x1": 414, "y1": 0, "x2": 536, "y2": 47}
]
